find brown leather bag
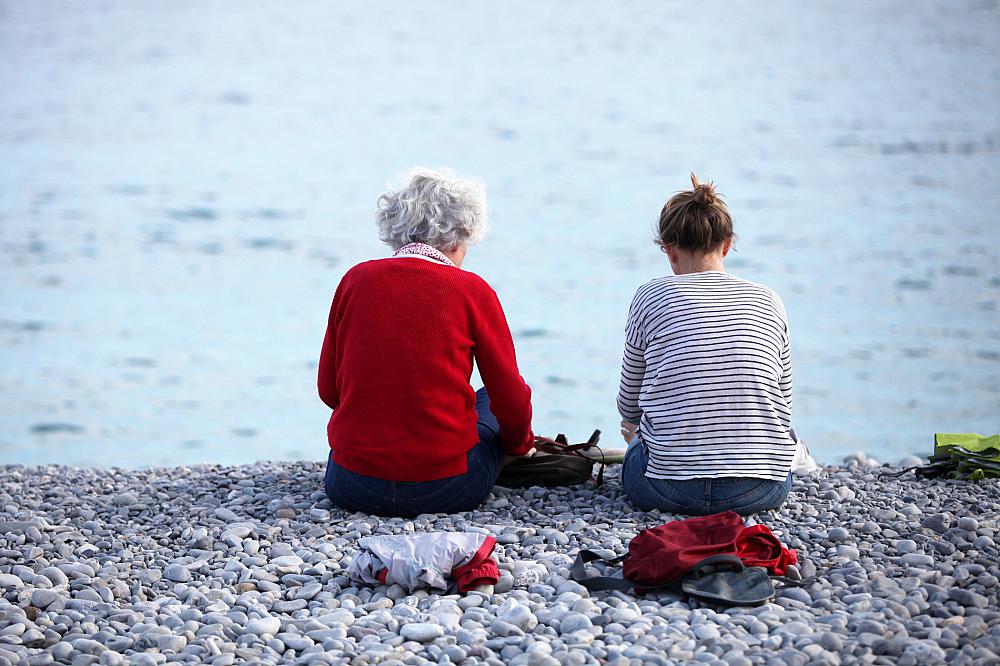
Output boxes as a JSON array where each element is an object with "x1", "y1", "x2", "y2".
[{"x1": 496, "y1": 430, "x2": 606, "y2": 488}]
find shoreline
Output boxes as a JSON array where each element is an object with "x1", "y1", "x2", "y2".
[{"x1": 1, "y1": 460, "x2": 997, "y2": 665}]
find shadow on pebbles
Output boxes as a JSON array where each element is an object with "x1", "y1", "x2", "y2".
[{"x1": 0, "y1": 459, "x2": 998, "y2": 665}]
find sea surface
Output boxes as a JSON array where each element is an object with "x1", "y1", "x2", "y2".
[{"x1": 1, "y1": 1, "x2": 998, "y2": 468}]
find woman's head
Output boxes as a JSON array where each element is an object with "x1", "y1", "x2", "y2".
[
  {"x1": 375, "y1": 168, "x2": 489, "y2": 252},
  {"x1": 655, "y1": 173, "x2": 734, "y2": 255}
]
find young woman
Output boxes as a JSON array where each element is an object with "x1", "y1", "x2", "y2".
[
  {"x1": 318, "y1": 168, "x2": 534, "y2": 516},
  {"x1": 618, "y1": 174, "x2": 795, "y2": 515}
]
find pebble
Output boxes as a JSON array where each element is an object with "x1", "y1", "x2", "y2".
[
  {"x1": 244, "y1": 617, "x2": 281, "y2": 636},
  {"x1": 900, "y1": 552, "x2": 935, "y2": 568},
  {"x1": 558, "y1": 614, "x2": 594, "y2": 635},
  {"x1": 318, "y1": 609, "x2": 356, "y2": 627},
  {"x1": 947, "y1": 588, "x2": 988, "y2": 608},
  {"x1": 778, "y1": 587, "x2": 811, "y2": 605},
  {"x1": 500, "y1": 601, "x2": 539, "y2": 632},
  {"x1": 163, "y1": 563, "x2": 191, "y2": 583},
  {"x1": 214, "y1": 507, "x2": 240, "y2": 522},
  {"x1": 156, "y1": 635, "x2": 186, "y2": 652},
  {"x1": 37, "y1": 566, "x2": 69, "y2": 586},
  {"x1": 827, "y1": 527, "x2": 850, "y2": 543},
  {"x1": 400, "y1": 623, "x2": 445, "y2": 642},
  {"x1": 0, "y1": 574, "x2": 23, "y2": 589},
  {"x1": 921, "y1": 513, "x2": 950, "y2": 534},
  {"x1": 956, "y1": 516, "x2": 978, "y2": 531},
  {"x1": 30, "y1": 588, "x2": 62, "y2": 608}
]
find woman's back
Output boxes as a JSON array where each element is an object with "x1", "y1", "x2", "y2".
[
  {"x1": 320, "y1": 256, "x2": 532, "y2": 482},
  {"x1": 618, "y1": 270, "x2": 794, "y2": 481}
]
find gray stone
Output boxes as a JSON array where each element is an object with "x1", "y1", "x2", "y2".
[
  {"x1": 900, "y1": 552, "x2": 935, "y2": 568},
  {"x1": 817, "y1": 632, "x2": 843, "y2": 652},
  {"x1": 558, "y1": 614, "x2": 593, "y2": 635},
  {"x1": 156, "y1": 635, "x2": 187, "y2": 652},
  {"x1": 948, "y1": 587, "x2": 988, "y2": 608},
  {"x1": 30, "y1": 588, "x2": 62, "y2": 608},
  {"x1": 163, "y1": 564, "x2": 191, "y2": 583},
  {"x1": 317, "y1": 609, "x2": 355, "y2": 627},
  {"x1": 399, "y1": 623, "x2": 444, "y2": 642},
  {"x1": 0, "y1": 574, "x2": 23, "y2": 590},
  {"x1": 112, "y1": 493, "x2": 138, "y2": 506},
  {"x1": 38, "y1": 567, "x2": 69, "y2": 587},
  {"x1": 214, "y1": 507, "x2": 240, "y2": 522},
  {"x1": 828, "y1": 527, "x2": 851, "y2": 543},
  {"x1": 245, "y1": 617, "x2": 281, "y2": 636},
  {"x1": 956, "y1": 517, "x2": 979, "y2": 531},
  {"x1": 500, "y1": 602, "x2": 538, "y2": 632},
  {"x1": 778, "y1": 587, "x2": 812, "y2": 605},
  {"x1": 921, "y1": 513, "x2": 950, "y2": 533}
]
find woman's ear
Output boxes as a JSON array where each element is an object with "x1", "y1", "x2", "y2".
[{"x1": 721, "y1": 238, "x2": 734, "y2": 257}]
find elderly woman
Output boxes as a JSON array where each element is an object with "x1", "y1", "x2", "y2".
[
  {"x1": 618, "y1": 174, "x2": 795, "y2": 516},
  {"x1": 318, "y1": 168, "x2": 534, "y2": 516}
]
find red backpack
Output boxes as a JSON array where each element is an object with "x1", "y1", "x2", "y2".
[{"x1": 572, "y1": 511, "x2": 798, "y2": 603}]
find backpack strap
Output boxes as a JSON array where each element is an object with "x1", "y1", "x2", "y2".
[
  {"x1": 533, "y1": 430, "x2": 607, "y2": 487},
  {"x1": 685, "y1": 554, "x2": 745, "y2": 577},
  {"x1": 570, "y1": 550, "x2": 634, "y2": 592}
]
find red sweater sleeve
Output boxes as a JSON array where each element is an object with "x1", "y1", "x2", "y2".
[
  {"x1": 473, "y1": 283, "x2": 533, "y2": 455},
  {"x1": 317, "y1": 286, "x2": 342, "y2": 410}
]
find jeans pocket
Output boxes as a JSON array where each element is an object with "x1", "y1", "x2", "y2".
[
  {"x1": 624, "y1": 474, "x2": 693, "y2": 514},
  {"x1": 712, "y1": 478, "x2": 770, "y2": 503},
  {"x1": 713, "y1": 479, "x2": 788, "y2": 515},
  {"x1": 648, "y1": 479, "x2": 705, "y2": 513}
]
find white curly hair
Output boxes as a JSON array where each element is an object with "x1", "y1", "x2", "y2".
[{"x1": 375, "y1": 168, "x2": 490, "y2": 251}]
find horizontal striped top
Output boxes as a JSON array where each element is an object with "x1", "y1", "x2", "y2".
[{"x1": 617, "y1": 271, "x2": 794, "y2": 481}]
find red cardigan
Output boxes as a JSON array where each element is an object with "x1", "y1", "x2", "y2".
[{"x1": 318, "y1": 258, "x2": 534, "y2": 481}]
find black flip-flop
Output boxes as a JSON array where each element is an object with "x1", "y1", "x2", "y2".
[{"x1": 680, "y1": 555, "x2": 775, "y2": 607}]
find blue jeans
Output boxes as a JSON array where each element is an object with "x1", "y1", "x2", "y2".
[
  {"x1": 324, "y1": 387, "x2": 503, "y2": 517},
  {"x1": 622, "y1": 439, "x2": 792, "y2": 516}
]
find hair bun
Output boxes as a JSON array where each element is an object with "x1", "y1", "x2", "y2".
[{"x1": 689, "y1": 172, "x2": 717, "y2": 206}]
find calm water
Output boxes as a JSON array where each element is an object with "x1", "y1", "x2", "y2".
[{"x1": 1, "y1": 1, "x2": 998, "y2": 468}]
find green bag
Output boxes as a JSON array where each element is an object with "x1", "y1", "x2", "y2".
[
  {"x1": 934, "y1": 433, "x2": 1000, "y2": 480},
  {"x1": 885, "y1": 433, "x2": 1000, "y2": 481}
]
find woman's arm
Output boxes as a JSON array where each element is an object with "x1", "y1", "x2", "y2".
[
  {"x1": 772, "y1": 290, "x2": 793, "y2": 428},
  {"x1": 617, "y1": 289, "x2": 647, "y2": 429},
  {"x1": 778, "y1": 321, "x2": 793, "y2": 428},
  {"x1": 473, "y1": 286, "x2": 534, "y2": 456},
  {"x1": 317, "y1": 284, "x2": 345, "y2": 410}
]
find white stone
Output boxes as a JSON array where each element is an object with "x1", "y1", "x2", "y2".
[
  {"x1": 400, "y1": 623, "x2": 444, "y2": 642},
  {"x1": 245, "y1": 617, "x2": 281, "y2": 636}
]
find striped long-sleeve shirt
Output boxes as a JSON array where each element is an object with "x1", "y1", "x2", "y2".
[{"x1": 617, "y1": 271, "x2": 794, "y2": 481}]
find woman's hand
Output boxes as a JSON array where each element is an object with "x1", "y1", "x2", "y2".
[
  {"x1": 620, "y1": 420, "x2": 639, "y2": 444},
  {"x1": 500, "y1": 447, "x2": 536, "y2": 470}
]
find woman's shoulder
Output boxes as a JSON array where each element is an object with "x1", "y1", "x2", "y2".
[
  {"x1": 632, "y1": 272, "x2": 786, "y2": 312},
  {"x1": 342, "y1": 257, "x2": 464, "y2": 280},
  {"x1": 722, "y1": 274, "x2": 788, "y2": 316},
  {"x1": 455, "y1": 270, "x2": 506, "y2": 306}
]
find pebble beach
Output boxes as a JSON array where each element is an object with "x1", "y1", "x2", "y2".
[{"x1": 1, "y1": 458, "x2": 998, "y2": 665}]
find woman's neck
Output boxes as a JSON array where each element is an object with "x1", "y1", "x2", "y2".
[
  {"x1": 672, "y1": 254, "x2": 725, "y2": 275},
  {"x1": 440, "y1": 245, "x2": 467, "y2": 268}
]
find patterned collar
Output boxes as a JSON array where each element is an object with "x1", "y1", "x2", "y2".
[{"x1": 393, "y1": 242, "x2": 456, "y2": 267}]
